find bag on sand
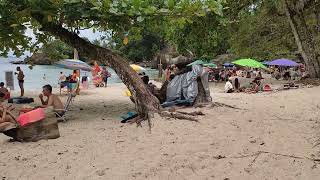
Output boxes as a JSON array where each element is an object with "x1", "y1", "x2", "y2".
[{"x1": 3, "y1": 117, "x2": 60, "y2": 142}]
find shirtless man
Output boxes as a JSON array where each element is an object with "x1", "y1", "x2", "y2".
[
  {"x1": 39, "y1": 84, "x2": 64, "y2": 115},
  {"x1": 15, "y1": 67, "x2": 25, "y2": 97}
]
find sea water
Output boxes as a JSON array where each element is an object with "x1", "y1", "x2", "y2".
[{"x1": 0, "y1": 57, "x2": 158, "y2": 91}]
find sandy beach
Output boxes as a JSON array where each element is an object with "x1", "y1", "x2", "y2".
[{"x1": 1, "y1": 82, "x2": 320, "y2": 180}]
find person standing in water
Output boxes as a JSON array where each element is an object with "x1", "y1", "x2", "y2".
[{"x1": 15, "y1": 66, "x2": 25, "y2": 97}]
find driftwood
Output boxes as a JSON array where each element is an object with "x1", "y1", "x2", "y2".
[
  {"x1": 176, "y1": 110, "x2": 205, "y2": 116},
  {"x1": 160, "y1": 111, "x2": 200, "y2": 122}
]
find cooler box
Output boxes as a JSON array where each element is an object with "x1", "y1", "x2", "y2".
[{"x1": 17, "y1": 108, "x2": 45, "y2": 127}]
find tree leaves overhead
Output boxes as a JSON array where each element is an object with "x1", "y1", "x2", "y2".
[{"x1": 0, "y1": 0, "x2": 224, "y2": 57}]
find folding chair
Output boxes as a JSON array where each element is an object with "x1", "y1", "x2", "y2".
[{"x1": 55, "y1": 93, "x2": 76, "y2": 122}]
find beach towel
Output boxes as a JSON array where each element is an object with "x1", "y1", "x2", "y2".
[
  {"x1": 120, "y1": 112, "x2": 138, "y2": 123},
  {"x1": 8, "y1": 97, "x2": 34, "y2": 104}
]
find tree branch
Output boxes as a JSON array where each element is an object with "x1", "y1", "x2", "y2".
[{"x1": 31, "y1": 13, "x2": 161, "y2": 117}]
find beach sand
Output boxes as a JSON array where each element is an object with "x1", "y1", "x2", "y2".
[{"x1": 1, "y1": 82, "x2": 320, "y2": 180}]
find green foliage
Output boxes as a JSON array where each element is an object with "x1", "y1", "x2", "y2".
[
  {"x1": 119, "y1": 32, "x2": 163, "y2": 62},
  {"x1": 0, "y1": 0, "x2": 224, "y2": 57},
  {"x1": 40, "y1": 39, "x2": 73, "y2": 60},
  {"x1": 227, "y1": 1, "x2": 297, "y2": 61},
  {"x1": 165, "y1": 13, "x2": 228, "y2": 57}
]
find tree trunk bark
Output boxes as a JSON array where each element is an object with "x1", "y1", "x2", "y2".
[
  {"x1": 283, "y1": 0, "x2": 320, "y2": 78},
  {"x1": 36, "y1": 21, "x2": 161, "y2": 117},
  {"x1": 193, "y1": 79, "x2": 209, "y2": 105}
]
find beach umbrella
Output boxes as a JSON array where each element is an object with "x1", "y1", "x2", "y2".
[
  {"x1": 268, "y1": 58, "x2": 299, "y2": 66},
  {"x1": 203, "y1": 63, "x2": 217, "y2": 68},
  {"x1": 262, "y1": 61, "x2": 271, "y2": 65},
  {"x1": 187, "y1": 60, "x2": 206, "y2": 66},
  {"x1": 55, "y1": 59, "x2": 92, "y2": 72},
  {"x1": 223, "y1": 62, "x2": 234, "y2": 67},
  {"x1": 130, "y1": 64, "x2": 146, "y2": 72},
  {"x1": 232, "y1": 58, "x2": 267, "y2": 69}
]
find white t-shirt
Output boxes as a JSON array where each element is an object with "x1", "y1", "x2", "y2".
[{"x1": 224, "y1": 81, "x2": 233, "y2": 92}]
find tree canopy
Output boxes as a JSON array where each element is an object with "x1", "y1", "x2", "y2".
[
  {"x1": 1, "y1": 0, "x2": 320, "y2": 77},
  {"x1": 0, "y1": 0, "x2": 225, "y2": 57}
]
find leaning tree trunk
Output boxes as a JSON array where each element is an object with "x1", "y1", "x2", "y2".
[
  {"x1": 34, "y1": 17, "x2": 161, "y2": 117},
  {"x1": 283, "y1": 0, "x2": 320, "y2": 78},
  {"x1": 193, "y1": 79, "x2": 210, "y2": 105}
]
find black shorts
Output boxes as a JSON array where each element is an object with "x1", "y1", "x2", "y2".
[{"x1": 18, "y1": 80, "x2": 24, "y2": 88}]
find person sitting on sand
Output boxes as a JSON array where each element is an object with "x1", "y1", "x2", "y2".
[
  {"x1": 244, "y1": 79, "x2": 260, "y2": 93},
  {"x1": 39, "y1": 84, "x2": 64, "y2": 116},
  {"x1": 0, "y1": 92, "x2": 16, "y2": 132},
  {"x1": 0, "y1": 82, "x2": 9, "y2": 99},
  {"x1": 225, "y1": 79, "x2": 234, "y2": 93}
]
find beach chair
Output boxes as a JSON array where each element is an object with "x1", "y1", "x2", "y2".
[{"x1": 55, "y1": 93, "x2": 76, "y2": 122}]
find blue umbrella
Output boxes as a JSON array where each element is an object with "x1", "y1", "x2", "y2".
[
  {"x1": 269, "y1": 59, "x2": 299, "y2": 66},
  {"x1": 223, "y1": 63, "x2": 234, "y2": 67},
  {"x1": 55, "y1": 59, "x2": 92, "y2": 72}
]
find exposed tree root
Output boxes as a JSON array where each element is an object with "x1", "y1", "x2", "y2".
[
  {"x1": 160, "y1": 111, "x2": 200, "y2": 122},
  {"x1": 176, "y1": 110, "x2": 205, "y2": 116},
  {"x1": 129, "y1": 101, "x2": 244, "y2": 130},
  {"x1": 127, "y1": 117, "x2": 144, "y2": 127},
  {"x1": 211, "y1": 102, "x2": 244, "y2": 110}
]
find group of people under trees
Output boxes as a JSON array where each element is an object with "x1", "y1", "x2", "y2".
[
  {"x1": 224, "y1": 77, "x2": 262, "y2": 94},
  {"x1": 214, "y1": 68, "x2": 263, "y2": 82}
]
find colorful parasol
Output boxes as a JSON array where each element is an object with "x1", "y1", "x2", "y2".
[
  {"x1": 130, "y1": 64, "x2": 146, "y2": 72},
  {"x1": 232, "y1": 58, "x2": 267, "y2": 69}
]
